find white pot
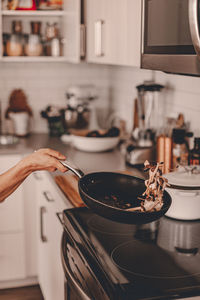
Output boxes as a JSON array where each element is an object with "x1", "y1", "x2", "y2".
[{"x1": 165, "y1": 187, "x2": 200, "y2": 220}]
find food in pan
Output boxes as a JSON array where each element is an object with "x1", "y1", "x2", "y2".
[{"x1": 127, "y1": 160, "x2": 169, "y2": 212}]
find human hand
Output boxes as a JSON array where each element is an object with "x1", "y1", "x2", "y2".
[{"x1": 21, "y1": 148, "x2": 68, "y2": 173}]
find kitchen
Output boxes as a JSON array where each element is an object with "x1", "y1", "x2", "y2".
[{"x1": 0, "y1": 0, "x2": 200, "y2": 300}]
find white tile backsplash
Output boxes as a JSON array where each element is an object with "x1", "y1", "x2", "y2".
[
  {"x1": 0, "y1": 62, "x2": 199, "y2": 136},
  {"x1": 109, "y1": 66, "x2": 200, "y2": 135},
  {"x1": 0, "y1": 62, "x2": 111, "y2": 133}
]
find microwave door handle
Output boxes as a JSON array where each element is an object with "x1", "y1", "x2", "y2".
[{"x1": 189, "y1": 0, "x2": 200, "y2": 57}]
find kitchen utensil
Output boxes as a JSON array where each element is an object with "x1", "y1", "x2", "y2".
[
  {"x1": 64, "y1": 85, "x2": 97, "y2": 130},
  {"x1": 164, "y1": 166, "x2": 200, "y2": 220},
  {"x1": 126, "y1": 81, "x2": 164, "y2": 167},
  {"x1": 59, "y1": 160, "x2": 171, "y2": 224},
  {"x1": 61, "y1": 134, "x2": 120, "y2": 152}
]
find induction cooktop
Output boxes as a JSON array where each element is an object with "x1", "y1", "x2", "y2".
[{"x1": 62, "y1": 207, "x2": 200, "y2": 300}]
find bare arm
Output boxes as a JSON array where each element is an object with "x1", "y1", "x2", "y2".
[{"x1": 0, "y1": 148, "x2": 67, "y2": 202}]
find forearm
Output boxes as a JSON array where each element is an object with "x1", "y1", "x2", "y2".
[
  {"x1": 0, "y1": 148, "x2": 67, "y2": 202},
  {"x1": 0, "y1": 160, "x2": 31, "y2": 202}
]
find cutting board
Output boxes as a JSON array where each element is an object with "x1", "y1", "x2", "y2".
[
  {"x1": 55, "y1": 174, "x2": 85, "y2": 207},
  {"x1": 55, "y1": 170, "x2": 135, "y2": 208}
]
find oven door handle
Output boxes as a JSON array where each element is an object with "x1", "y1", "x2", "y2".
[
  {"x1": 189, "y1": 0, "x2": 200, "y2": 57},
  {"x1": 61, "y1": 250, "x2": 91, "y2": 300},
  {"x1": 56, "y1": 212, "x2": 64, "y2": 226}
]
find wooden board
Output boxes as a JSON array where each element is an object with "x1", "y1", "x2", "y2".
[{"x1": 55, "y1": 174, "x2": 85, "y2": 207}]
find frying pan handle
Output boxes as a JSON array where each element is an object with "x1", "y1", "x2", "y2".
[{"x1": 59, "y1": 160, "x2": 85, "y2": 179}]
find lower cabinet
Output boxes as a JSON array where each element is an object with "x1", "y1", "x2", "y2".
[
  {"x1": 35, "y1": 171, "x2": 69, "y2": 300},
  {"x1": 0, "y1": 233, "x2": 26, "y2": 281},
  {"x1": 0, "y1": 155, "x2": 26, "y2": 283}
]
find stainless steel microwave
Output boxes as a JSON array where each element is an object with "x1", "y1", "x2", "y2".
[{"x1": 141, "y1": 0, "x2": 200, "y2": 76}]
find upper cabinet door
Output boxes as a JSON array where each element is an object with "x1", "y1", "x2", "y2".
[
  {"x1": 86, "y1": 0, "x2": 141, "y2": 67},
  {"x1": 63, "y1": 0, "x2": 82, "y2": 63}
]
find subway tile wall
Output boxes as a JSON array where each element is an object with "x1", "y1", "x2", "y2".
[
  {"x1": 110, "y1": 66, "x2": 200, "y2": 135},
  {"x1": 0, "y1": 62, "x2": 199, "y2": 136},
  {"x1": 0, "y1": 62, "x2": 110, "y2": 133}
]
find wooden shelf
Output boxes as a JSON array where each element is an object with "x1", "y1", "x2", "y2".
[
  {"x1": 2, "y1": 56, "x2": 68, "y2": 62},
  {"x1": 1, "y1": 10, "x2": 66, "y2": 17}
]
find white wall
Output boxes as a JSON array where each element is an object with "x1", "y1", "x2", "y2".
[
  {"x1": 109, "y1": 66, "x2": 200, "y2": 136},
  {"x1": 0, "y1": 62, "x2": 200, "y2": 136},
  {"x1": 0, "y1": 62, "x2": 110, "y2": 133}
]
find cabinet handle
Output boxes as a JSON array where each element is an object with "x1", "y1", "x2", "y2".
[
  {"x1": 40, "y1": 206, "x2": 47, "y2": 243},
  {"x1": 56, "y1": 212, "x2": 64, "y2": 226},
  {"x1": 80, "y1": 24, "x2": 86, "y2": 58},
  {"x1": 43, "y1": 191, "x2": 54, "y2": 202},
  {"x1": 189, "y1": 0, "x2": 200, "y2": 59},
  {"x1": 94, "y1": 20, "x2": 104, "y2": 57}
]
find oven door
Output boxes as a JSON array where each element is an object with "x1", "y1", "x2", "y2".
[
  {"x1": 61, "y1": 230, "x2": 111, "y2": 300},
  {"x1": 142, "y1": 0, "x2": 200, "y2": 76}
]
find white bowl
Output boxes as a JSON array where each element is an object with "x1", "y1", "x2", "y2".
[{"x1": 61, "y1": 134, "x2": 120, "y2": 152}]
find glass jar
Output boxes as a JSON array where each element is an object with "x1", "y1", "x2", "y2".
[
  {"x1": 44, "y1": 22, "x2": 61, "y2": 56},
  {"x1": 6, "y1": 20, "x2": 24, "y2": 56},
  {"x1": 25, "y1": 21, "x2": 43, "y2": 56}
]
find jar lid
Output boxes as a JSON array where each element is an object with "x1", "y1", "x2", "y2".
[{"x1": 164, "y1": 166, "x2": 200, "y2": 189}]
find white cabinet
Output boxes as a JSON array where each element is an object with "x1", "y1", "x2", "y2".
[
  {"x1": 0, "y1": 0, "x2": 84, "y2": 63},
  {"x1": 0, "y1": 154, "x2": 26, "y2": 282},
  {"x1": 0, "y1": 154, "x2": 38, "y2": 285},
  {"x1": 86, "y1": 0, "x2": 141, "y2": 67},
  {"x1": 35, "y1": 171, "x2": 70, "y2": 300}
]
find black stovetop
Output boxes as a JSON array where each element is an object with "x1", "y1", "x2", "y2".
[{"x1": 62, "y1": 207, "x2": 200, "y2": 300}]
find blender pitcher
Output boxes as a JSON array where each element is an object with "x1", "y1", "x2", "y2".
[
  {"x1": 126, "y1": 81, "x2": 164, "y2": 166},
  {"x1": 136, "y1": 81, "x2": 164, "y2": 146}
]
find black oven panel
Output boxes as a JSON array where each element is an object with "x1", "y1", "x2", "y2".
[{"x1": 62, "y1": 230, "x2": 111, "y2": 300}]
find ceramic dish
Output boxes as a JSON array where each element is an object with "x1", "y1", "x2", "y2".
[{"x1": 61, "y1": 134, "x2": 120, "y2": 152}]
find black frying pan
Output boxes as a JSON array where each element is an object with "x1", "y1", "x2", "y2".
[{"x1": 60, "y1": 161, "x2": 171, "y2": 224}]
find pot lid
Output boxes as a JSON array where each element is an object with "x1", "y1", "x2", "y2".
[{"x1": 164, "y1": 166, "x2": 200, "y2": 189}]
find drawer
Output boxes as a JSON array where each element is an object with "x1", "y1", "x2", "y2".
[
  {"x1": 0, "y1": 232, "x2": 26, "y2": 281},
  {"x1": 0, "y1": 186, "x2": 24, "y2": 233}
]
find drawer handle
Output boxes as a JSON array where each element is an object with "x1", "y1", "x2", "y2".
[
  {"x1": 43, "y1": 191, "x2": 54, "y2": 202},
  {"x1": 40, "y1": 206, "x2": 47, "y2": 243}
]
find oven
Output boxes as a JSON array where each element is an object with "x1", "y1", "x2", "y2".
[
  {"x1": 141, "y1": 0, "x2": 200, "y2": 76},
  {"x1": 61, "y1": 207, "x2": 200, "y2": 300}
]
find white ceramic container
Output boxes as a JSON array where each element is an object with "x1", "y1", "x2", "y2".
[
  {"x1": 164, "y1": 167, "x2": 200, "y2": 221},
  {"x1": 61, "y1": 134, "x2": 120, "y2": 152}
]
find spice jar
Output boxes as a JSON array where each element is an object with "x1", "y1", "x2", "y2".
[
  {"x1": 44, "y1": 22, "x2": 61, "y2": 56},
  {"x1": 6, "y1": 20, "x2": 24, "y2": 56},
  {"x1": 25, "y1": 21, "x2": 43, "y2": 56}
]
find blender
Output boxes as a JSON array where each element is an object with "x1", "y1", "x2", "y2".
[{"x1": 126, "y1": 81, "x2": 164, "y2": 166}]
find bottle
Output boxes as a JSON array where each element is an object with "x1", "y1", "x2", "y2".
[
  {"x1": 25, "y1": 21, "x2": 43, "y2": 56},
  {"x1": 189, "y1": 138, "x2": 200, "y2": 165},
  {"x1": 6, "y1": 20, "x2": 24, "y2": 56},
  {"x1": 156, "y1": 135, "x2": 172, "y2": 173},
  {"x1": 172, "y1": 128, "x2": 189, "y2": 168},
  {"x1": 44, "y1": 22, "x2": 61, "y2": 56}
]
